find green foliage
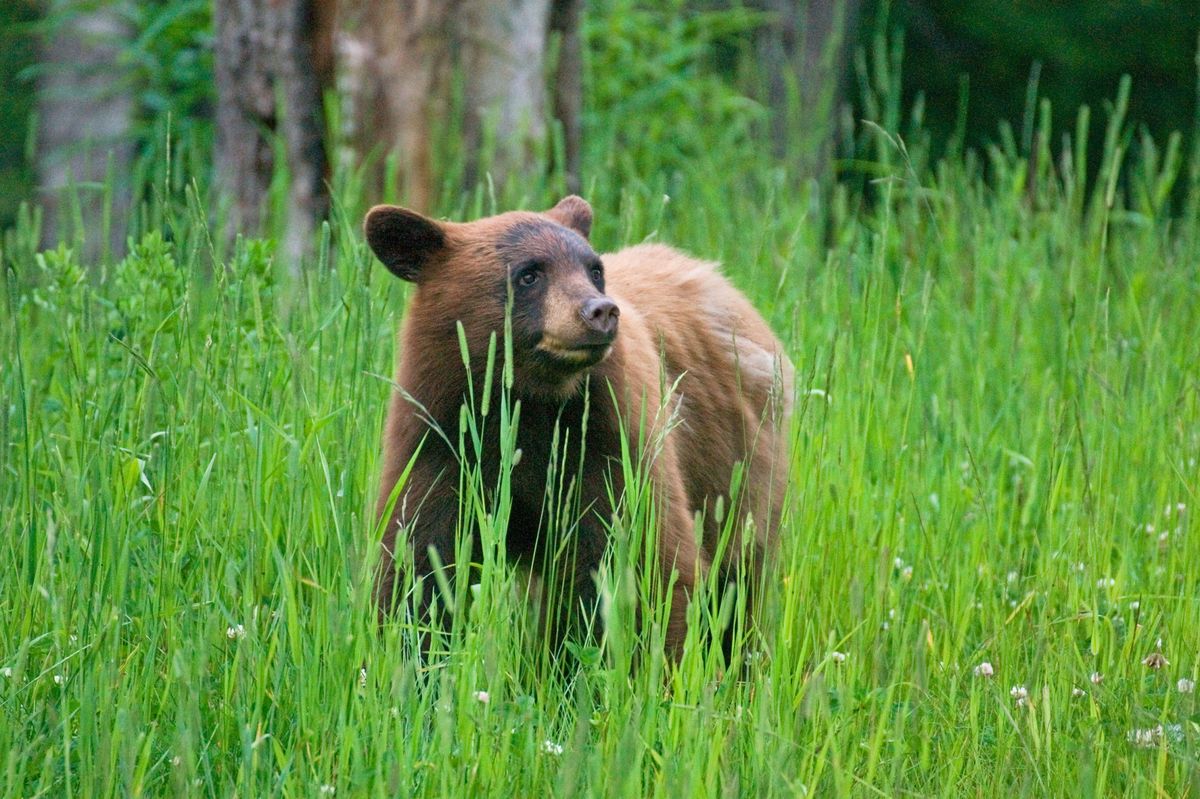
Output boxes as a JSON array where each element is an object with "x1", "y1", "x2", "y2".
[
  {"x1": 119, "y1": 0, "x2": 214, "y2": 186},
  {"x1": 0, "y1": 1, "x2": 37, "y2": 229},
  {"x1": 876, "y1": 0, "x2": 1200, "y2": 168},
  {"x1": 121, "y1": 0, "x2": 213, "y2": 134},
  {"x1": 582, "y1": 0, "x2": 767, "y2": 185}
]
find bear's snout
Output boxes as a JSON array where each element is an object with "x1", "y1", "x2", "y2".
[{"x1": 580, "y1": 297, "x2": 619, "y2": 337}]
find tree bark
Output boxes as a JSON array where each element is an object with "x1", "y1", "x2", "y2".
[
  {"x1": 335, "y1": 0, "x2": 562, "y2": 210},
  {"x1": 458, "y1": 0, "x2": 554, "y2": 191},
  {"x1": 334, "y1": 0, "x2": 447, "y2": 212},
  {"x1": 213, "y1": 0, "x2": 328, "y2": 266},
  {"x1": 36, "y1": 1, "x2": 135, "y2": 262},
  {"x1": 550, "y1": 0, "x2": 584, "y2": 194},
  {"x1": 754, "y1": 0, "x2": 861, "y2": 181}
]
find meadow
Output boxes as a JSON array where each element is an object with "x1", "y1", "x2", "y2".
[{"x1": 4, "y1": 37, "x2": 1200, "y2": 797}]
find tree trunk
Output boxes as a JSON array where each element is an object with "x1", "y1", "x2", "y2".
[
  {"x1": 334, "y1": 0, "x2": 447, "y2": 212},
  {"x1": 36, "y1": 1, "x2": 135, "y2": 263},
  {"x1": 335, "y1": 0, "x2": 563, "y2": 210},
  {"x1": 754, "y1": 0, "x2": 861, "y2": 181},
  {"x1": 213, "y1": 0, "x2": 328, "y2": 267},
  {"x1": 550, "y1": 0, "x2": 584, "y2": 194},
  {"x1": 458, "y1": 0, "x2": 553, "y2": 191}
]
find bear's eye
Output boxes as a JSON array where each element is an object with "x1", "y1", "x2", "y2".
[
  {"x1": 589, "y1": 266, "x2": 603, "y2": 285},
  {"x1": 517, "y1": 266, "x2": 541, "y2": 287}
]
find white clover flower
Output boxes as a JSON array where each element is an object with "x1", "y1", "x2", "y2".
[
  {"x1": 1127, "y1": 726, "x2": 1161, "y2": 748},
  {"x1": 973, "y1": 661, "x2": 994, "y2": 678},
  {"x1": 0, "y1": 667, "x2": 12, "y2": 678},
  {"x1": 226, "y1": 624, "x2": 246, "y2": 640},
  {"x1": 1128, "y1": 601, "x2": 1140, "y2": 611},
  {"x1": 829, "y1": 651, "x2": 847, "y2": 665},
  {"x1": 894, "y1": 557, "x2": 906, "y2": 571},
  {"x1": 171, "y1": 755, "x2": 183, "y2": 767},
  {"x1": 358, "y1": 668, "x2": 368, "y2": 689},
  {"x1": 319, "y1": 784, "x2": 336, "y2": 796},
  {"x1": 1126, "y1": 725, "x2": 1179, "y2": 748},
  {"x1": 901, "y1": 566, "x2": 913, "y2": 581},
  {"x1": 53, "y1": 674, "x2": 64, "y2": 685},
  {"x1": 472, "y1": 690, "x2": 490, "y2": 704},
  {"x1": 1090, "y1": 671, "x2": 1104, "y2": 685},
  {"x1": 1010, "y1": 684, "x2": 1028, "y2": 706},
  {"x1": 1096, "y1": 577, "x2": 1116, "y2": 589},
  {"x1": 541, "y1": 740, "x2": 564, "y2": 756},
  {"x1": 1071, "y1": 687, "x2": 1086, "y2": 698},
  {"x1": 1006, "y1": 571, "x2": 1019, "y2": 584},
  {"x1": 1176, "y1": 678, "x2": 1195, "y2": 694}
]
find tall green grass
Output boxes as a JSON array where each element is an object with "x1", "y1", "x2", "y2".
[{"x1": 4, "y1": 51, "x2": 1200, "y2": 799}]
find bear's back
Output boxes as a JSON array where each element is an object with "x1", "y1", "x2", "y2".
[{"x1": 602, "y1": 243, "x2": 792, "y2": 566}]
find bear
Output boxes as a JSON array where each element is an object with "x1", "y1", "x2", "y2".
[{"x1": 366, "y1": 196, "x2": 792, "y2": 658}]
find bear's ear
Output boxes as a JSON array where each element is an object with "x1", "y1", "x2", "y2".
[
  {"x1": 545, "y1": 195, "x2": 592, "y2": 239},
  {"x1": 364, "y1": 205, "x2": 446, "y2": 281}
]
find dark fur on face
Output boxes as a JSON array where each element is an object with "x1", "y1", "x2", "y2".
[
  {"x1": 496, "y1": 220, "x2": 613, "y2": 386},
  {"x1": 364, "y1": 199, "x2": 617, "y2": 399}
]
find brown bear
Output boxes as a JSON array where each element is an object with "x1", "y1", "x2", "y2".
[{"x1": 366, "y1": 196, "x2": 791, "y2": 657}]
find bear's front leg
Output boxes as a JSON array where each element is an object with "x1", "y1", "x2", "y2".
[
  {"x1": 530, "y1": 462, "x2": 613, "y2": 657},
  {"x1": 375, "y1": 451, "x2": 469, "y2": 652}
]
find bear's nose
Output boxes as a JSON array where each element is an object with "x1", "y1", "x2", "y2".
[{"x1": 581, "y1": 297, "x2": 619, "y2": 335}]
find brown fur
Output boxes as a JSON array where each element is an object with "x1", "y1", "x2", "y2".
[{"x1": 367, "y1": 196, "x2": 792, "y2": 657}]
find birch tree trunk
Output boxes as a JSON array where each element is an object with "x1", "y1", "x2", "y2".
[
  {"x1": 458, "y1": 0, "x2": 553, "y2": 191},
  {"x1": 36, "y1": 1, "x2": 135, "y2": 262},
  {"x1": 213, "y1": 0, "x2": 328, "y2": 266}
]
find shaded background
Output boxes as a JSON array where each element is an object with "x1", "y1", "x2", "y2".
[{"x1": 0, "y1": 0, "x2": 1197, "y2": 254}]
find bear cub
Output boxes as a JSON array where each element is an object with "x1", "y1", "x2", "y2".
[{"x1": 367, "y1": 196, "x2": 791, "y2": 656}]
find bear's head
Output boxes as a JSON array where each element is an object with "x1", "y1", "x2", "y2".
[{"x1": 365, "y1": 196, "x2": 619, "y2": 397}]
